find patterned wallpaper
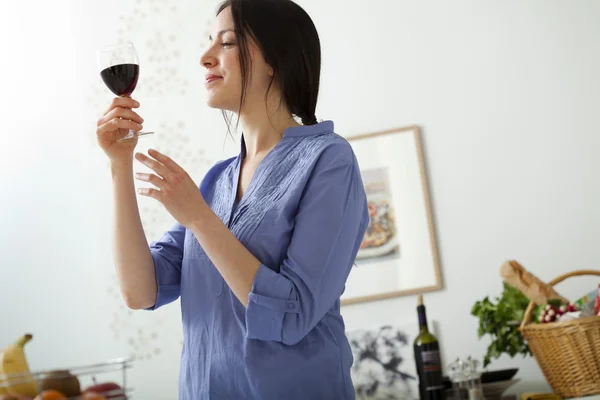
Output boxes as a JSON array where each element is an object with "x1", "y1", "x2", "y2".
[{"x1": 86, "y1": 0, "x2": 220, "y2": 362}]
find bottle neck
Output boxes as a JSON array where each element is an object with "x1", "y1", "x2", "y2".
[{"x1": 417, "y1": 305, "x2": 429, "y2": 333}]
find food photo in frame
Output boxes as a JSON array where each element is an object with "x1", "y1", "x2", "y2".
[{"x1": 342, "y1": 126, "x2": 443, "y2": 304}]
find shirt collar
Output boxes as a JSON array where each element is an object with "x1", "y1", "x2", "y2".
[
  {"x1": 283, "y1": 120, "x2": 334, "y2": 138},
  {"x1": 239, "y1": 120, "x2": 334, "y2": 156}
]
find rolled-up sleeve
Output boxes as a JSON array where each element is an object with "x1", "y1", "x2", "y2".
[
  {"x1": 245, "y1": 144, "x2": 369, "y2": 345},
  {"x1": 145, "y1": 222, "x2": 185, "y2": 310}
]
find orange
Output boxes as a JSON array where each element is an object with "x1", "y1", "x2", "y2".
[{"x1": 33, "y1": 390, "x2": 67, "y2": 400}]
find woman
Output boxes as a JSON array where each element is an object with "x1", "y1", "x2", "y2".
[{"x1": 95, "y1": 0, "x2": 368, "y2": 398}]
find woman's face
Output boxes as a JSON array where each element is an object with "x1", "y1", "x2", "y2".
[{"x1": 200, "y1": 6, "x2": 273, "y2": 112}]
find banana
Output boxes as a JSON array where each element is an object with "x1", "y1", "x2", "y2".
[{"x1": 0, "y1": 334, "x2": 39, "y2": 397}]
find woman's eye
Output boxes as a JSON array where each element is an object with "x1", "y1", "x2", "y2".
[{"x1": 221, "y1": 42, "x2": 235, "y2": 47}]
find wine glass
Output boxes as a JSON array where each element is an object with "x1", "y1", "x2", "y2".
[{"x1": 97, "y1": 42, "x2": 154, "y2": 142}]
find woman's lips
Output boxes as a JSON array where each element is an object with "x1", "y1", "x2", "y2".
[{"x1": 205, "y1": 75, "x2": 223, "y2": 85}]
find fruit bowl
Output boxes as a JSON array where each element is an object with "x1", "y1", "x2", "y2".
[
  {"x1": 481, "y1": 368, "x2": 519, "y2": 384},
  {"x1": 482, "y1": 379, "x2": 520, "y2": 400}
]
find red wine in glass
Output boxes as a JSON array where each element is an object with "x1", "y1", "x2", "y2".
[
  {"x1": 100, "y1": 63, "x2": 139, "y2": 97},
  {"x1": 97, "y1": 42, "x2": 153, "y2": 142}
]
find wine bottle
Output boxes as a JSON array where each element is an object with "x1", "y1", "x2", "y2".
[{"x1": 413, "y1": 295, "x2": 446, "y2": 400}]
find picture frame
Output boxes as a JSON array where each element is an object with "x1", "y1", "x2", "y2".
[
  {"x1": 342, "y1": 125, "x2": 443, "y2": 305},
  {"x1": 348, "y1": 323, "x2": 421, "y2": 400}
]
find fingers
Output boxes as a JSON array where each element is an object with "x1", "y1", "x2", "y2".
[
  {"x1": 97, "y1": 98, "x2": 143, "y2": 128},
  {"x1": 96, "y1": 118, "x2": 144, "y2": 137},
  {"x1": 147, "y1": 149, "x2": 183, "y2": 174},
  {"x1": 136, "y1": 187, "x2": 161, "y2": 200},
  {"x1": 103, "y1": 96, "x2": 140, "y2": 116},
  {"x1": 97, "y1": 107, "x2": 144, "y2": 127},
  {"x1": 138, "y1": 149, "x2": 188, "y2": 183},
  {"x1": 135, "y1": 152, "x2": 170, "y2": 178},
  {"x1": 135, "y1": 172, "x2": 164, "y2": 188}
]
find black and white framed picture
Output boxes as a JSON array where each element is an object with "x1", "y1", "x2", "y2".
[{"x1": 347, "y1": 324, "x2": 421, "y2": 400}]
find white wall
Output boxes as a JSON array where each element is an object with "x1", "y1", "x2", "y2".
[{"x1": 1, "y1": 0, "x2": 599, "y2": 398}]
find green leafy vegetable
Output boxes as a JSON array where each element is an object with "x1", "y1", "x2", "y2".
[{"x1": 471, "y1": 282, "x2": 532, "y2": 367}]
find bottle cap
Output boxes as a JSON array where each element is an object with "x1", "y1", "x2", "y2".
[{"x1": 417, "y1": 295, "x2": 423, "y2": 306}]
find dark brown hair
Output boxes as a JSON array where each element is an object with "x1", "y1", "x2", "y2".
[{"x1": 217, "y1": 0, "x2": 321, "y2": 128}]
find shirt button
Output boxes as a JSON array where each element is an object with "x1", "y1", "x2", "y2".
[{"x1": 287, "y1": 302, "x2": 295, "y2": 310}]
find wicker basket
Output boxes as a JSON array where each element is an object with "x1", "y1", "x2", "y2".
[{"x1": 519, "y1": 270, "x2": 600, "y2": 398}]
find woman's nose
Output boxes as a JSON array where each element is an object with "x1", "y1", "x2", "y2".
[{"x1": 200, "y1": 50, "x2": 216, "y2": 68}]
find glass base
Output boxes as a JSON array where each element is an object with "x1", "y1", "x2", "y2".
[{"x1": 117, "y1": 129, "x2": 154, "y2": 143}]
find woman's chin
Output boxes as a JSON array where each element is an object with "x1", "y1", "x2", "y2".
[{"x1": 205, "y1": 97, "x2": 234, "y2": 111}]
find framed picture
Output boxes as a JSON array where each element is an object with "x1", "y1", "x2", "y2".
[
  {"x1": 347, "y1": 323, "x2": 421, "y2": 400},
  {"x1": 342, "y1": 126, "x2": 443, "y2": 305}
]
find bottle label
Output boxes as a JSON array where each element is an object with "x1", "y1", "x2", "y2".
[
  {"x1": 421, "y1": 350, "x2": 441, "y2": 373},
  {"x1": 418, "y1": 349, "x2": 445, "y2": 391}
]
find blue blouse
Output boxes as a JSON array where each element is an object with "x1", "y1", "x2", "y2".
[{"x1": 146, "y1": 121, "x2": 369, "y2": 399}]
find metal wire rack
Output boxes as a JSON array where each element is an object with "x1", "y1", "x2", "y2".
[{"x1": 0, "y1": 357, "x2": 133, "y2": 399}]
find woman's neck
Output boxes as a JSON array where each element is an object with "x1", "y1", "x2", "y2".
[{"x1": 238, "y1": 105, "x2": 301, "y2": 160}]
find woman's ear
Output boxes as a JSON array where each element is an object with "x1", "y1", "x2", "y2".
[{"x1": 268, "y1": 68, "x2": 274, "y2": 77}]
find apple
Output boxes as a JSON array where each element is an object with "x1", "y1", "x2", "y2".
[
  {"x1": 78, "y1": 393, "x2": 105, "y2": 400},
  {"x1": 82, "y1": 383, "x2": 125, "y2": 400}
]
